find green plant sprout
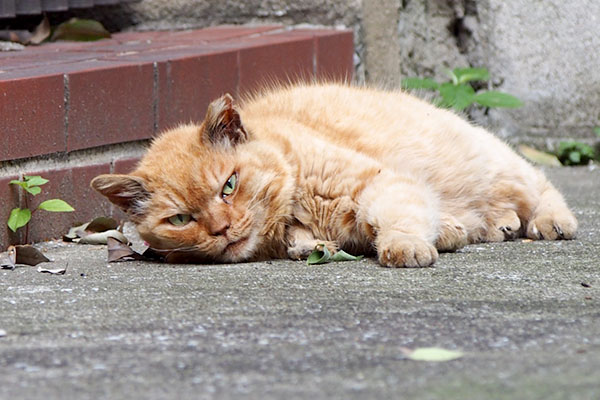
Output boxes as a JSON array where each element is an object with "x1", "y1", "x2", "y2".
[
  {"x1": 401, "y1": 67, "x2": 523, "y2": 111},
  {"x1": 7, "y1": 176, "x2": 74, "y2": 242},
  {"x1": 554, "y1": 127, "x2": 600, "y2": 166}
]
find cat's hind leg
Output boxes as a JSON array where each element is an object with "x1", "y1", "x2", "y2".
[
  {"x1": 527, "y1": 178, "x2": 577, "y2": 240},
  {"x1": 435, "y1": 214, "x2": 468, "y2": 252},
  {"x1": 484, "y1": 209, "x2": 522, "y2": 242}
]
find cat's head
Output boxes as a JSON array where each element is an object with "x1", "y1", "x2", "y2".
[{"x1": 91, "y1": 94, "x2": 293, "y2": 262}]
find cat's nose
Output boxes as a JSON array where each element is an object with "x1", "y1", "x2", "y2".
[{"x1": 209, "y1": 221, "x2": 230, "y2": 237}]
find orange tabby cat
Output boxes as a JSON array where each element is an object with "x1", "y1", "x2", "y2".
[{"x1": 91, "y1": 83, "x2": 577, "y2": 267}]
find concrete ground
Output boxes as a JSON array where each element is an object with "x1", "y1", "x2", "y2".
[{"x1": 0, "y1": 167, "x2": 599, "y2": 400}]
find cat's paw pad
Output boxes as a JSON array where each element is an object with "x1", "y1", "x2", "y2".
[
  {"x1": 377, "y1": 234, "x2": 438, "y2": 268},
  {"x1": 527, "y1": 212, "x2": 577, "y2": 240}
]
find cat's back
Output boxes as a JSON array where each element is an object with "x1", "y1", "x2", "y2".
[{"x1": 240, "y1": 83, "x2": 523, "y2": 176}]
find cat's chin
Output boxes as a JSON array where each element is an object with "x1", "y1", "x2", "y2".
[{"x1": 219, "y1": 234, "x2": 258, "y2": 262}]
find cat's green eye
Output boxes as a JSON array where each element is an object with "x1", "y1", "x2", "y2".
[
  {"x1": 222, "y1": 173, "x2": 238, "y2": 197},
  {"x1": 168, "y1": 214, "x2": 191, "y2": 226}
]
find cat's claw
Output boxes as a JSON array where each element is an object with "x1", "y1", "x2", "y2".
[
  {"x1": 526, "y1": 212, "x2": 577, "y2": 240},
  {"x1": 377, "y1": 233, "x2": 438, "y2": 268}
]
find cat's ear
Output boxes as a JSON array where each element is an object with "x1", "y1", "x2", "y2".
[
  {"x1": 90, "y1": 174, "x2": 150, "y2": 216},
  {"x1": 203, "y1": 93, "x2": 248, "y2": 147}
]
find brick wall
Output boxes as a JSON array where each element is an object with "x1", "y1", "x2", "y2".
[{"x1": 0, "y1": 25, "x2": 354, "y2": 249}]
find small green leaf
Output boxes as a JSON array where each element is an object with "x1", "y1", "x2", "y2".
[
  {"x1": 37, "y1": 199, "x2": 74, "y2": 212},
  {"x1": 568, "y1": 151, "x2": 581, "y2": 164},
  {"x1": 474, "y1": 91, "x2": 523, "y2": 108},
  {"x1": 9, "y1": 180, "x2": 28, "y2": 190},
  {"x1": 452, "y1": 67, "x2": 490, "y2": 84},
  {"x1": 445, "y1": 69, "x2": 459, "y2": 85},
  {"x1": 7, "y1": 208, "x2": 32, "y2": 232},
  {"x1": 593, "y1": 127, "x2": 600, "y2": 137},
  {"x1": 439, "y1": 83, "x2": 476, "y2": 111},
  {"x1": 24, "y1": 186, "x2": 42, "y2": 196},
  {"x1": 307, "y1": 244, "x2": 331, "y2": 265},
  {"x1": 401, "y1": 77, "x2": 440, "y2": 90},
  {"x1": 402, "y1": 347, "x2": 464, "y2": 362},
  {"x1": 331, "y1": 250, "x2": 364, "y2": 262},
  {"x1": 24, "y1": 175, "x2": 49, "y2": 187}
]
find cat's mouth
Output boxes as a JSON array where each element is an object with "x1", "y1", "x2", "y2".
[{"x1": 223, "y1": 236, "x2": 250, "y2": 256}]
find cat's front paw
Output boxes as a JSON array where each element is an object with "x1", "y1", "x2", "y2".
[
  {"x1": 376, "y1": 233, "x2": 438, "y2": 268},
  {"x1": 287, "y1": 240, "x2": 338, "y2": 260},
  {"x1": 527, "y1": 211, "x2": 577, "y2": 240}
]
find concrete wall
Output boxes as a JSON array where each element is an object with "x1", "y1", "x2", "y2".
[{"x1": 101, "y1": 0, "x2": 600, "y2": 148}]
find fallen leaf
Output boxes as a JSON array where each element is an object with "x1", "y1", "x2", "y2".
[
  {"x1": 51, "y1": 18, "x2": 111, "y2": 42},
  {"x1": 87, "y1": 217, "x2": 118, "y2": 232},
  {"x1": 306, "y1": 244, "x2": 332, "y2": 265},
  {"x1": 2, "y1": 245, "x2": 52, "y2": 269},
  {"x1": 15, "y1": 245, "x2": 51, "y2": 265},
  {"x1": 0, "y1": 30, "x2": 32, "y2": 44},
  {"x1": 519, "y1": 145, "x2": 562, "y2": 167},
  {"x1": 400, "y1": 347, "x2": 464, "y2": 362},
  {"x1": 77, "y1": 230, "x2": 129, "y2": 245},
  {"x1": 332, "y1": 250, "x2": 364, "y2": 262},
  {"x1": 37, "y1": 265, "x2": 67, "y2": 275},
  {"x1": 0, "y1": 15, "x2": 49, "y2": 45},
  {"x1": 107, "y1": 237, "x2": 146, "y2": 262},
  {"x1": 307, "y1": 244, "x2": 363, "y2": 265},
  {"x1": 106, "y1": 238, "x2": 209, "y2": 264},
  {"x1": 64, "y1": 217, "x2": 121, "y2": 243},
  {"x1": 28, "y1": 14, "x2": 51, "y2": 45},
  {"x1": 0, "y1": 247, "x2": 17, "y2": 269}
]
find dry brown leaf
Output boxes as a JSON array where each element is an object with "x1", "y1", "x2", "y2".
[
  {"x1": 0, "y1": 15, "x2": 49, "y2": 45},
  {"x1": 29, "y1": 15, "x2": 51, "y2": 45},
  {"x1": 37, "y1": 265, "x2": 67, "y2": 275},
  {"x1": 77, "y1": 230, "x2": 128, "y2": 245},
  {"x1": 107, "y1": 237, "x2": 146, "y2": 262},
  {"x1": 0, "y1": 247, "x2": 17, "y2": 269}
]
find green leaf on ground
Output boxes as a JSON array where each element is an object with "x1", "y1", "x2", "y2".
[
  {"x1": 331, "y1": 250, "x2": 364, "y2": 262},
  {"x1": 51, "y1": 18, "x2": 111, "y2": 42},
  {"x1": 307, "y1": 244, "x2": 332, "y2": 265},
  {"x1": 37, "y1": 199, "x2": 75, "y2": 212},
  {"x1": 307, "y1": 244, "x2": 363, "y2": 265},
  {"x1": 518, "y1": 145, "x2": 562, "y2": 167},
  {"x1": 474, "y1": 91, "x2": 523, "y2": 108},
  {"x1": 401, "y1": 347, "x2": 464, "y2": 362},
  {"x1": 7, "y1": 208, "x2": 32, "y2": 232},
  {"x1": 401, "y1": 78, "x2": 440, "y2": 90},
  {"x1": 594, "y1": 127, "x2": 600, "y2": 137}
]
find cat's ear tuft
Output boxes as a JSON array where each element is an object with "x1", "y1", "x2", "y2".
[
  {"x1": 90, "y1": 174, "x2": 150, "y2": 216},
  {"x1": 203, "y1": 93, "x2": 249, "y2": 147}
]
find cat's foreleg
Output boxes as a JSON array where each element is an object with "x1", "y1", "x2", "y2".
[
  {"x1": 358, "y1": 171, "x2": 440, "y2": 267},
  {"x1": 286, "y1": 225, "x2": 339, "y2": 260}
]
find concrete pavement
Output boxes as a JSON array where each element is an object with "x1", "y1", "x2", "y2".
[{"x1": 1, "y1": 166, "x2": 599, "y2": 399}]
